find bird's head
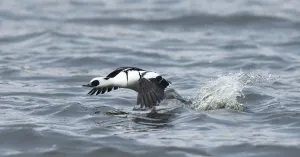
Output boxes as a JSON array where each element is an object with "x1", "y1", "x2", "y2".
[{"x1": 83, "y1": 77, "x2": 108, "y2": 88}]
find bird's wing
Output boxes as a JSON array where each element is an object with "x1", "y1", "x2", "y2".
[
  {"x1": 87, "y1": 86, "x2": 119, "y2": 95},
  {"x1": 136, "y1": 76, "x2": 170, "y2": 109}
]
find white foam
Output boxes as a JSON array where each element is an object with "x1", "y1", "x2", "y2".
[{"x1": 190, "y1": 70, "x2": 274, "y2": 111}]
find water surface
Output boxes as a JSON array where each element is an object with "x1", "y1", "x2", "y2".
[{"x1": 1, "y1": 0, "x2": 300, "y2": 157}]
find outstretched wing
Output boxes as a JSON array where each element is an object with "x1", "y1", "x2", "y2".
[
  {"x1": 136, "y1": 76, "x2": 170, "y2": 109},
  {"x1": 88, "y1": 86, "x2": 119, "y2": 95}
]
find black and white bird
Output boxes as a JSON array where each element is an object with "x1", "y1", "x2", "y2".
[{"x1": 83, "y1": 67, "x2": 190, "y2": 110}]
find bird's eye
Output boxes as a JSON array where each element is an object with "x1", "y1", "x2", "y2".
[{"x1": 91, "y1": 80, "x2": 99, "y2": 86}]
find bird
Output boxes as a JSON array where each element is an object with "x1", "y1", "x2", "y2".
[{"x1": 83, "y1": 67, "x2": 190, "y2": 110}]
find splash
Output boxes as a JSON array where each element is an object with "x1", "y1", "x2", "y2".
[{"x1": 190, "y1": 70, "x2": 273, "y2": 111}]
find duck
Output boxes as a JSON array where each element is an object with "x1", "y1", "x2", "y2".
[{"x1": 83, "y1": 67, "x2": 190, "y2": 110}]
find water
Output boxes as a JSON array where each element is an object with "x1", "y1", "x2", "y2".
[{"x1": 1, "y1": 0, "x2": 300, "y2": 156}]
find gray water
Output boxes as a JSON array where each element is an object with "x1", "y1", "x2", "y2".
[{"x1": 1, "y1": 0, "x2": 300, "y2": 157}]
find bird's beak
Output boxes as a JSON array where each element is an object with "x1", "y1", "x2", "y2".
[{"x1": 82, "y1": 84, "x2": 92, "y2": 87}]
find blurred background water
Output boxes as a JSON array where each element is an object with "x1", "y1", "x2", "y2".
[{"x1": 0, "y1": 0, "x2": 300, "y2": 157}]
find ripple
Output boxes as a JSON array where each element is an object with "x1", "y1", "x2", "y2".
[
  {"x1": 52, "y1": 102, "x2": 89, "y2": 117},
  {"x1": 48, "y1": 56, "x2": 116, "y2": 68},
  {"x1": 0, "y1": 31, "x2": 47, "y2": 44},
  {"x1": 258, "y1": 111, "x2": 300, "y2": 125},
  {"x1": 213, "y1": 143, "x2": 300, "y2": 157},
  {"x1": 66, "y1": 13, "x2": 298, "y2": 29}
]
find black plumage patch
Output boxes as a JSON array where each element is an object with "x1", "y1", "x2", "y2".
[
  {"x1": 125, "y1": 70, "x2": 129, "y2": 82},
  {"x1": 124, "y1": 67, "x2": 144, "y2": 71},
  {"x1": 155, "y1": 76, "x2": 170, "y2": 89},
  {"x1": 88, "y1": 88, "x2": 97, "y2": 95},
  {"x1": 101, "y1": 88, "x2": 107, "y2": 94},
  {"x1": 91, "y1": 80, "x2": 99, "y2": 86},
  {"x1": 156, "y1": 76, "x2": 163, "y2": 82},
  {"x1": 159, "y1": 78, "x2": 170, "y2": 89},
  {"x1": 106, "y1": 68, "x2": 124, "y2": 78},
  {"x1": 105, "y1": 67, "x2": 145, "y2": 78},
  {"x1": 149, "y1": 76, "x2": 170, "y2": 89},
  {"x1": 96, "y1": 89, "x2": 101, "y2": 95}
]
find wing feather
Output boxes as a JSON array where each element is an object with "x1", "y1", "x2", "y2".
[
  {"x1": 136, "y1": 77, "x2": 170, "y2": 108},
  {"x1": 89, "y1": 89, "x2": 97, "y2": 95},
  {"x1": 87, "y1": 86, "x2": 119, "y2": 96},
  {"x1": 96, "y1": 88, "x2": 102, "y2": 95}
]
